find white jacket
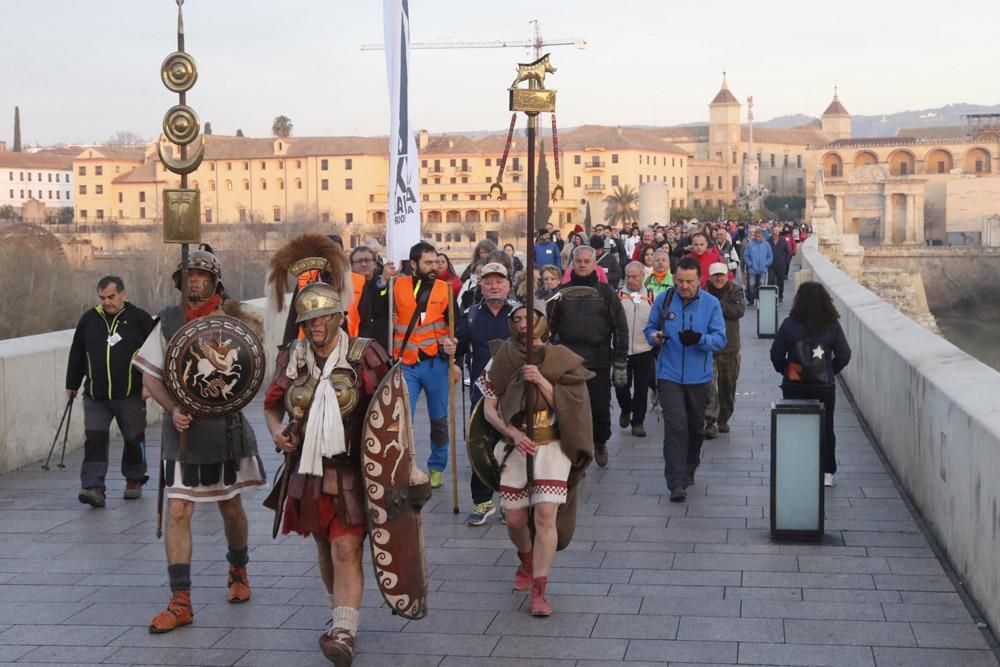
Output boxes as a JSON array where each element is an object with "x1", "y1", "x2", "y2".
[{"x1": 617, "y1": 287, "x2": 654, "y2": 356}]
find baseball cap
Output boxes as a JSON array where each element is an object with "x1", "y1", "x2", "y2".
[
  {"x1": 480, "y1": 262, "x2": 508, "y2": 279},
  {"x1": 709, "y1": 262, "x2": 728, "y2": 276}
]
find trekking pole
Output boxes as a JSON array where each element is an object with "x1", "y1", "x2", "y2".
[
  {"x1": 447, "y1": 289, "x2": 460, "y2": 515},
  {"x1": 42, "y1": 398, "x2": 73, "y2": 471},
  {"x1": 56, "y1": 398, "x2": 73, "y2": 469}
]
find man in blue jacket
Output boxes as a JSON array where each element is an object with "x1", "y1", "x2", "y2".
[
  {"x1": 644, "y1": 257, "x2": 726, "y2": 501},
  {"x1": 534, "y1": 230, "x2": 562, "y2": 271},
  {"x1": 742, "y1": 227, "x2": 773, "y2": 307}
]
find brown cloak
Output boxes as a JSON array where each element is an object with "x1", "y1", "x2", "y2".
[{"x1": 487, "y1": 339, "x2": 594, "y2": 549}]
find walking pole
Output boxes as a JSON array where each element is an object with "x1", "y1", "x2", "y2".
[
  {"x1": 56, "y1": 398, "x2": 73, "y2": 469},
  {"x1": 42, "y1": 398, "x2": 73, "y2": 471},
  {"x1": 448, "y1": 288, "x2": 460, "y2": 515},
  {"x1": 460, "y1": 363, "x2": 467, "y2": 435}
]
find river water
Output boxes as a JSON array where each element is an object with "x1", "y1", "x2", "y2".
[{"x1": 934, "y1": 305, "x2": 1000, "y2": 372}]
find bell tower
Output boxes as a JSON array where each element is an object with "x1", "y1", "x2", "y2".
[
  {"x1": 709, "y1": 72, "x2": 741, "y2": 162},
  {"x1": 822, "y1": 87, "x2": 851, "y2": 141}
]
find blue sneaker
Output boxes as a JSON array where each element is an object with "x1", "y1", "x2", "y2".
[{"x1": 465, "y1": 500, "x2": 496, "y2": 526}]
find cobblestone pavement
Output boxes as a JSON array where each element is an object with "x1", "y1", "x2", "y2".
[{"x1": 1, "y1": 300, "x2": 997, "y2": 666}]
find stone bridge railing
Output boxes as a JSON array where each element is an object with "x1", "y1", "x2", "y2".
[
  {"x1": 0, "y1": 296, "x2": 283, "y2": 475},
  {"x1": 799, "y1": 237, "x2": 1000, "y2": 636}
]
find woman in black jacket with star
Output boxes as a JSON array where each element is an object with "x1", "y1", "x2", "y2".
[{"x1": 770, "y1": 282, "x2": 851, "y2": 487}]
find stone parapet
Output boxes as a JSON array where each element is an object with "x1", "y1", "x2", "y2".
[
  {"x1": 800, "y1": 236, "x2": 1000, "y2": 637},
  {"x1": 0, "y1": 298, "x2": 270, "y2": 475}
]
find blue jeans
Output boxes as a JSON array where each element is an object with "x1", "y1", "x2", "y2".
[
  {"x1": 402, "y1": 356, "x2": 450, "y2": 472},
  {"x1": 746, "y1": 272, "x2": 767, "y2": 304}
]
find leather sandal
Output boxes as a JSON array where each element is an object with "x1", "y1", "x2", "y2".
[
  {"x1": 227, "y1": 564, "x2": 251, "y2": 603},
  {"x1": 148, "y1": 590, "x2": 193, "y2": 633},
  {"x1": 319, "y1": 627, "x2": 356, "y2": 666}
]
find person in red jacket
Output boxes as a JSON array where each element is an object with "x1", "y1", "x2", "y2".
[
  {"x1": 684, "y1": 232, "x2": 722, "y2": 287},
  {"x1": 435, "y1": 252, "x2": 463, "y2": 297}
]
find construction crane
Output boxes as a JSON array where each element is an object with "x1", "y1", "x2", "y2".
[{"x1": 361, "y1": 19, "x2": 586, "y2": 59}]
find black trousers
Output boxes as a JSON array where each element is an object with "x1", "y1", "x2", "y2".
[
  {"x1": 781, "y1": 383, "x2": 837, "y2": 474},
  {"x1": 81, "y1": 396, "x2": 147, "y2": 490},
  {"x1": 658, "y1": 380, "x2": 711, "y2": 491},
  {"x1": 768, "y1": 267, "x2": 787, "y2": 300},
  {"x1": 587, "y1": 369, "x2": 612, "y2": 445},
  {"x1": 615, "y1": 351, "x2": 656, "y2": 427}
]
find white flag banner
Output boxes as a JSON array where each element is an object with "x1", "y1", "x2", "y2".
[{"x1": 384, "y1": 0, "x2": 421, "y2": 267}]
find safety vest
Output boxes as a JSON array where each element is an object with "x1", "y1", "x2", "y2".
[
  {"x1": 392, "y1": 276, "x2": 450, "y2": 365},
  {"x1": 347, "y1": 272, "x2": 365, "y2": 337}
]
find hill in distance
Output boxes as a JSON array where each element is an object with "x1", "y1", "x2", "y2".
[{"x1": 758, "y1": 103, "x2": 1000, "y2": 138}]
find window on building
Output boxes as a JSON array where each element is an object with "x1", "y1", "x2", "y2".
[
  {"x1": 784, "y1": 155, "x2": 789, "y2": 167},
  {"x1": 461, "y1": 159, "x2": 468, "y2": 171},
  {"x1": 770, "y1": 154, "x2": 775, "y2": 167},
  {"x1": 321, "y1": 179, "x2": 329, "y2": 190},
  {"x1": 243, "y1": 161, "x2": 249, "y2": 170},
  {"x1": 209, "y1": 180, "x2": 216, "y2": 191},
  {"x1": 732, "y1": 151, "x2": 737, "y2": 164},
  {"x1": 78, "y1": 166, "x2": 86, "y2": 176},
  {"x1": 210, "y1": 163, "x2": 216, "y2": 171},
  {"x1": 485, "y1": 158, "x2": 492, "y2": 167},
  {"x1": 512, "y1": 175, "x2": 520, "y2": 183},
  {"x1": 512, "y1": 157, "x2": 520, "y2": 170},
  {"x1": 612, "y1": 175, "x2": 619, "y2": 186},
  {"x1": 346, "y1": 212, "x2": 354, "y2": 223},
  {"x1": 47, "y1": 173, "x2": 51, "y2": 182},
  {"x1": 680, "y1": 177, "x2": 684, "y2": 187},
  {"x1": 449, "y1": 159, "x2": 456, "y2": 167},
  {"x1": 225, "y1": 180, "x2": 233, "y2": 191},
  {"x1": 345, "y1": 158, "x2": 353, "y2": 170},
  {"x1": 56, "y1": 191, "x2": 60, "y2": 200},
  {"x1": 239, "y1": 208, "x2": 247, "y2": 222},
  {"x1": 451, "y1": 194, "x2": 458, "y2": 200},
  {"x1": 900, "y1": 162, "x2": 909, "y2": 176},
  {"x1": 976, "y1": 160, "x2": 985, "y2": 173},
  {"x1": 770, "y1": 176, "x2": 778, "y2": 191},
  {"x1": 345, "y1": 178, "x2": 353, "y2": 190},
  {"x1": 717, "y1": 176, "x2": 722, "y2": 189},
  {"x1": 295, "y1": 178, "x2": 302, "y2": 190},
  {"x1": 118, "y1": 192, "x2": 123, "y2": 203},
  {"x1": 273, "y1": 207, "x2": 281, "y2": 222},
  {"x1": 421, "y1": 159, "x2": 427, "y2": 168},
  {"x1": 468, "y1": 195, "x2": 476, "y2": 201},
  {"x1": 80, "y1": 209, "x2": 87, "y2": 219},
  {"x1": 574, "y1": 155, "x2": 581, "y2": 164},
  {"x1": 639, "y1": 175, "x2": 643, "y2": 184},
  {"x1": 96, "y1": 209, "x2": 104, "y2": 220},
  {"x1": 440, "y1": 194, "x2": 446, "y2": 201},
  {"x1": 693, "y1": 176, "x2": 699, "y2": 189},
  {"x1": 205, "y1": 209, "x2": 213, "y2": 223},
  {"x1": 260, "y1": 179, "x2": 267, "y2": 190},
  {"x1": 732, "y1": 175, "x2": 739, "y2": 190},
  {"x1": 243, "y1": 179, "x2": 250, "y2": 191},
  {"x1": 8, "y1": 189, "x2": 12, "y2": 198},
  {"x1": 434, "y1": 178, "x2": 440, "y2": 184},
  {"x1": 227, "y1": 162, "x2": 232, "y2": 171},
  {"x1": 66, "y1": 190, "x2": 70, "y2": 198},
  {"x1": 611, "y1": 154, "x2": 619, "y2": 164},
  {"x1": 95, "y1": 166, "x2": 103, "y2": 176},
  {"x1": 574, "y1": 176, "x2": 581, "y2": 187},
  {"x1": 672, "y1": 176, "x2": 677, "y2": 187},
  {"x1": 936, "y1": 161, "x2": 945, "y2": 174},
  {"x1": 831, "y1": 164, "x2": 841, "y2": 177},
  {"x1": 422, "y1": 194, "x2": 429, "y2": 202},
  {"x1": 797, "y1": 155, "x2": 802, "y2": 168},
  {"x1": 139, "y1": 207, "x2": 146, "y2": 219},
  {"x1": 321, "y1": 159, "x2": 329, "y2": 171},
  {"x1": 433, "y1": 159, "x2": 441, "y2": 171},
  {"x1": 139, "y1": 191, "x2": 146, "y2": 203},
  {"x1": 486, "y1": 176, "x2": 492, "y2": 183},
  {"x1": 461, "y1": 176, "x2": 468, "y2": 184},
  {"x1": 450, "y1": 177, "x2": 456, "y2": 184},
  {"x1": 27, "y1": 172, "x2": 32, "y2": 181},
  {"x1": 694, "y1": 199, "x2": 701, "y2": 208},
  {"x1": 79, "y1": 185, "x2": 87, "y2": 195}
]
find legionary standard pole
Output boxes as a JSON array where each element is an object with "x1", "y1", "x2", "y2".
[
  {"x1": 156, "y1": 0, "x2": 206, "y2": 537},
  {"x1": 505, "y1": 55, "x2": 559, "y2": 479}
]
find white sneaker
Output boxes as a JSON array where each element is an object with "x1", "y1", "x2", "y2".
[{"x1": 824, "y1": 473, "x2": 835, "y2": 487}]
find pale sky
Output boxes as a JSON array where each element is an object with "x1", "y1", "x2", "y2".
[{"x1": 3, "y1": 0, "x2": 997, "y2": 146}]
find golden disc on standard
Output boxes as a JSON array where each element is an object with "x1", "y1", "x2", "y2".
[
  {"x1": 163, "y1": 105, "x2": 201, "y2": 146},
  {"x1": 160, "y1": 51, "x2": 198, "y2": 93}
]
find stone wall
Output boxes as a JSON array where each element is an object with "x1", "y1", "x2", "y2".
[
  {"x1": 0, "y1": 297, "x2": 271, "y2": 474},
  {"x1": 863, "y1": 246, "x2": 1000, "y2": 311},
  {"x1": 799, "y1": 237, "x2": 1000, "y2": 637}
]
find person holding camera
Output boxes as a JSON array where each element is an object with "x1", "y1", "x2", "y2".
[{"x1": 644, "y1": 257, "x2": 727, "y2": 502}]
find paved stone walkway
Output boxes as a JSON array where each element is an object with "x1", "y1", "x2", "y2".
[{"x1": 1, "y1": 300, "x2": 997, "y2": 666}]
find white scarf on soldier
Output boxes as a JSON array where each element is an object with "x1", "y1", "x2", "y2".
[{"x1": 288, "y1": 329, "x2": 350, "y2": 476}]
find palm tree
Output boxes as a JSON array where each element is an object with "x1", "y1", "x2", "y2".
[
  {"x1": 272, "y1": 115, "x2": 293, "y2": 139},
  {"x1": 603, "y1": 184, "x2": 639, "y2": 227}
]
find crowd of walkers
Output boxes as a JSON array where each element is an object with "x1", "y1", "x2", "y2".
[{"x1": 60, "y1": 220, "x2": 851, "y2": 660}]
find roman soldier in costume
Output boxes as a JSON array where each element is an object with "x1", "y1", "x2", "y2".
[
  {"x1": 263, "y1": 283, "x2": 391, "y2": 666},
  {"x1": 134, "y1": 247, "x2": 267, "y2": 633},
  {"x1": 480, "y1": 301, "x2": 594, "y2": 616}
]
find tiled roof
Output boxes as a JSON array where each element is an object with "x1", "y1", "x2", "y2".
[
  {"x1": 825, "y1": 137, "x2": 918, "y2": 147},
  {"x1": 823, "y1": 98, "x2": 849, "y2": 116},
  {"x1": 747, "y1": 126, "x2": 829, "y2": 145},
  {"x1": 896, "y1": 126, "x2": 966, "y2": 141},
  {"x1": 200, "y1": 135, "x2": 388, "y2": 160},
  {"x1": 711, "y1": 86, "x2": 739, "y2": 105},
  {"x1": 111, "y1": 161, "x2": 163, "y2": 184},
  {"x1": 75, "y1": 146, "x2": 146, "y2": 161},
  {"x1": 0, "y1": 150, "x2": 73, "y2": 170},
  {"x1": 556, "y1": 125, "x2": 688, "y2": 153}
]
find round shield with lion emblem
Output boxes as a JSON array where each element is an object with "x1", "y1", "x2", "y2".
[{"x1": 164, "y1": 315, "x2": 265, "y2": 417}]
